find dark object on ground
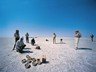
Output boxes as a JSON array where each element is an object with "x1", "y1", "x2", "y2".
[
  {"x1": 60, "y1": 39, "x2": 63, "y2": 42},
  {"x1": 42, "y1": 58, "x2": 46, "y2": 63},
  {"x1": 46, "y1": 39, "x2": 49, "y2": 41},
  {"x1": 25, "y1": 63, "x2": 31, "y2": 69},
  {"x1": 37, "y1": 59, "x2": 42, "y2": 65},
  {"x1": 31, "y1": 38, "x2": 35, "y2": 45},
  {"x1": 42, "y1": 55, "x2": 46, "y2": 63},
  {"x1": 36, "y1": 46, "x2": 41, "y2": 50},
  {"x1": 22, "y1": 59, "x2": 27, "y2": 63},
  {"x1": 35, "y1": 37, "x2": 38, "y2": 38},
  {"x1": 32, "y1": 61, "x2": 37, "y2": 66}
]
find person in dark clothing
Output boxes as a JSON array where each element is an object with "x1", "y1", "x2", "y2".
[
  {"x1": 60, "y1": 39, "x2": 63, "y2": 43},
  {"x1": 25, "y1": 33, "x2": 29, "y2": 43},
  {"x1": 16, "y1": 37, "x2": 26, "y2": 53},
  {"x1": 90, "y1": 34, "x2": 94, "y2": 42},
  {"x1": 13, "y1": 30, "x2": 20, "y2": 50},
  {"x1": 31, "y1": 38, "x2": 35, "y2": 46}
]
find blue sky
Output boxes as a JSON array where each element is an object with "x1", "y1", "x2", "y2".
[{"x1": 0, "y1": 0, "x2": 96, "y2": 37}]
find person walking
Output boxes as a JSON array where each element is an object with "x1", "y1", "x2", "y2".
[
  {"x1": 13, "y1": 30, "x2": 20, "y2": 50},
  {"x1": 74, "y1": 30, "x2": 81, "y2": 50},
  {"x1": 25, "y1": 32, "x2": 29, "y2": 43},
  {"x1": 53, "y1": 33, "x2": 56, "y2": 44}
]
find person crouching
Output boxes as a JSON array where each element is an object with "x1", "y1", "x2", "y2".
[
  {"x1": 16, "y1": 37, "x2": 26, "y2": 53},
  {"x1": 31, "y1": 38, "x2": 35, "y2": 46}
]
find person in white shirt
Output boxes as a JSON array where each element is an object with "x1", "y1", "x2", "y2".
[{"x1": 74, "y1": 30, "x2": 81, "y2": 50}]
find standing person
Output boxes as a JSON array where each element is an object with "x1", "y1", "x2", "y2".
[
  {"x1": 16, "y1": 37, "x2": 26, "y2": 53},
  {"x1": 25, "y1": 32, "x2": 29, "y2": 43},
  {"x1": 90, "y1": 34, "x2": 94, "y2": 42},
  {"x1": 53, "y1": 33, "x2": 56, "y2": 44},
  {"x1": 13, "y1": 30, "x2": 20, "y2": 50},
  {"x1": 74, "y1": 30, "x2": 81, "y2": 50}
]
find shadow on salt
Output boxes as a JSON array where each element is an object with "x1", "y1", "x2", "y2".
[{"x1": 77, "y1": 48, "x2": 92, "y2": 50}]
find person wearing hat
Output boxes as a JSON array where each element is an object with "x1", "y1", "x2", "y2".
[
  {"x1": 25, "y1": 32, "x2": 29, "y2": 43},
  {"x1": 13, "y1": 30, "x2": 20, "y2": 50},
  {"x1": 53, "y1": 33, "x2": 56, "y2": 44},
  {"x1": 16, "y1": 37, "x2": 26, "y2": 53},
  {"x1": 74, "y1": 30, "x2": 81, "y2": 50}
]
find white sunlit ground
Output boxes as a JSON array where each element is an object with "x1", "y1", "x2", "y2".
[{"x1": 0, "y1": 37, "x2": 96, "y2": 72}]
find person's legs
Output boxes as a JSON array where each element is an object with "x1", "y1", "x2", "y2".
[
  {"x1": 75, "y1": 38, "x2": 79, "y2": 49},
  {"x1": 53, "y1": 38, "x2": 54, "y2": 44},
  {"x1": 54, "y1": 38, "x2": 56, "y2": 44},
  {"x1": 92, "y1": 38, "x2": 93, "y2": 42},
  {"x1": 53, "y1": 37, "x2": 56, "y2": 44},
  {"x1": 13, "y1": 37, "x2": 19, "y2": 50},
  {"x1": 16, "y1": 37, "x2": 19, "y2": 42},
  {"x1": 53, "y1": 38, "x2": 55, "y2": 44},
  {"x1": 27, "y1": 38, "x2": 29, "y2": 43},
  {"x1": 26, "y1": 37, "x2": 29, "y2": 43}
]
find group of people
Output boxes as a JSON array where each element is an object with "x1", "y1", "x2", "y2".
[
  {"x1": 53, "y1": 31, "x2": 95, "y2": 50},
  {"x1": 13, "y1": 30, "x2": 95, "y2": 52},
  {"x1": 13, "y1": 30, "x2": 36, "y2": 53}
]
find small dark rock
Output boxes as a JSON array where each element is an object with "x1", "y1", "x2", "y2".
[
  {"x1": 46, "y1": 39, "x2": 49, "y2": 41},
  {"x1": 42, "y1": 58, "x2": 46, "y2": 63},
  {"x1": 36, "y1": 46, "x2": 41, "y2": 50}
]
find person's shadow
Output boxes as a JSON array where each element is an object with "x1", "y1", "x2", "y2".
[
  {"x1": 77, "y1": 48, "x2": 92, "y2": 50},
  {"x1": 22, "y1": 51, "x2": 33, "y2": 53},
  {"x1": 42, "y1": 61, "x2": 49, "y2": 64},
  {"x1": 22, "y1": 48, "x2": 33, "y2": 53}
]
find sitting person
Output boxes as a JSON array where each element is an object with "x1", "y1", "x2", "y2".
[
  {"x1": 31, "y1": 38, "x2": 35, "y2": 46},
  {"x1": 16, "y1": 37, "x2": 26, "y2": 53},
  {"x1": 60, "y1": 39, "x2": 63, "y2": 43}
]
